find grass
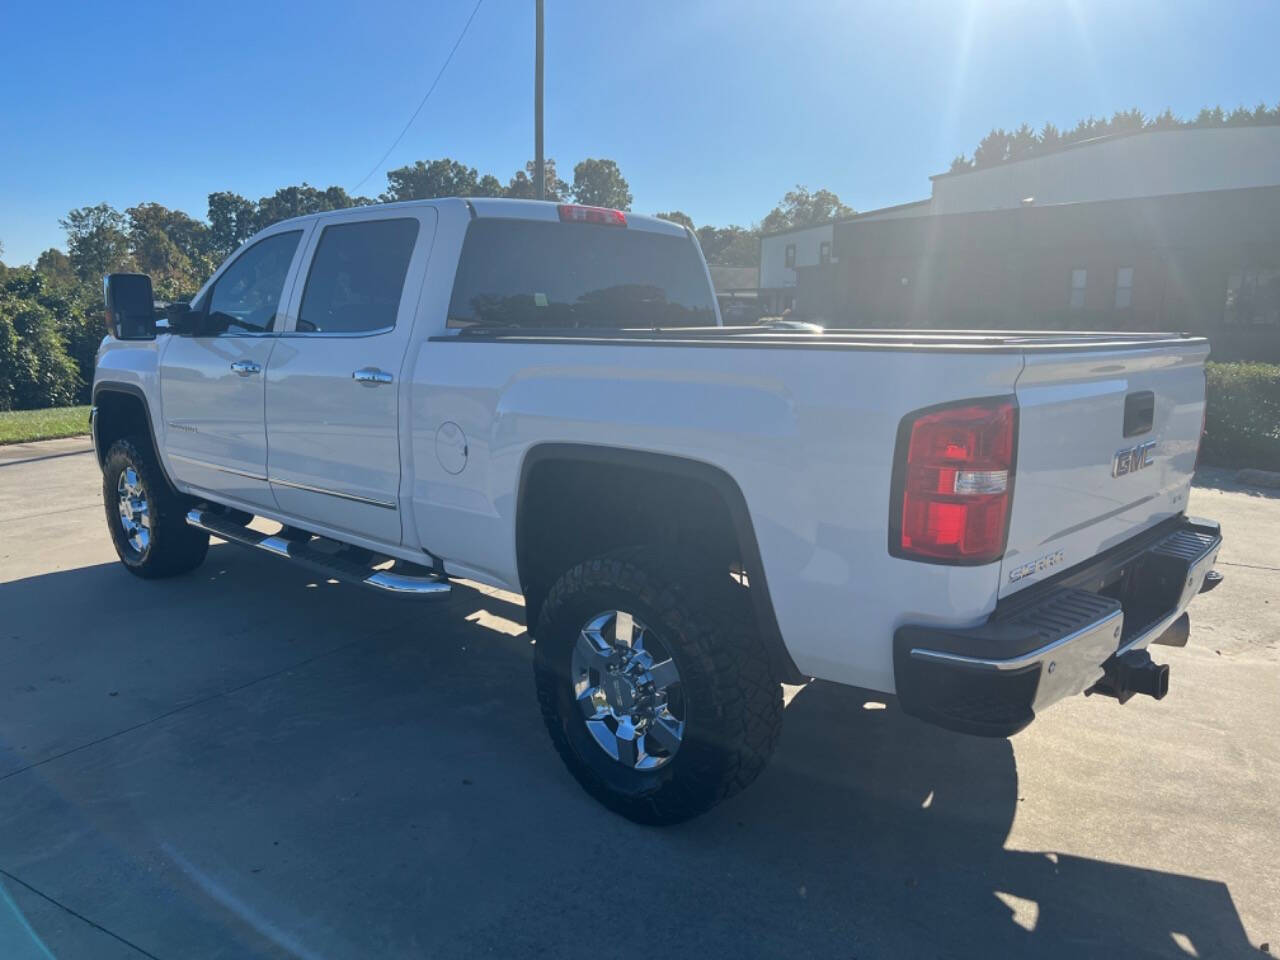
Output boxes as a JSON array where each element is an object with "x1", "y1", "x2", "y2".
[{"x1": 0, "y1": 405, "x2": 92, "y2": 445}]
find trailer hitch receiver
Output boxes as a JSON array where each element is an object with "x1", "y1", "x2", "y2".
[{"x1": 1087, "y1": 649, "x2": 1170, "y2": 705}]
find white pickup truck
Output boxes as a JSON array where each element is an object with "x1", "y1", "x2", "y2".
[{"x1": 92, "y1": 198, "x2": 1223, "y2": 823}]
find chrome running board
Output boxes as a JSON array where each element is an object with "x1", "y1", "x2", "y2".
[{"x1": 186, "y1": 508, "x2": 451, "y2": 599}]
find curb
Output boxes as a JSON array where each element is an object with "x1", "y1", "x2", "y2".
[{"x1": 1236, "y1": 468, "x2": 1280, "y2": 489}]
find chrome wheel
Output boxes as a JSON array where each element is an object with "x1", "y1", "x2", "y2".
[
  {"x1": 116, "y1": 466, "x2": 151, "y2": 555},
  {"x1": 571, "y1": 610, "x2": 685, "y2": 771}
]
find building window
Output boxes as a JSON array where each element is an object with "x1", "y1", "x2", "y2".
[
  {"x1": 1068, "y1": 268, "x2": 1087, "y2": 310},
  {"x1": 784, "y1": 244, "x2": 796, "y2": 269},
  {"x1": 1115, "y1": 267, "x2": 1134, "y2": 309},
  {"x1": 819, "y1": 241, "x2": 832, "y2": 265},
  {"x1": 1225, "y1": 268, "x2": 1280, "y2": 325}
]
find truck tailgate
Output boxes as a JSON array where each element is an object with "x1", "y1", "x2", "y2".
[{"x1": 1000, "y1": 341, "x2": 1209, "y2": 598}]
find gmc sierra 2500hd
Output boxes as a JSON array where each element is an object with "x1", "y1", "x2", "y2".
[{"x1": 92, "y1": 197, "x2": 1222, "y2": 824}]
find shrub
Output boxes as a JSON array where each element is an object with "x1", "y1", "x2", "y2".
[
  {"x1": 0, "y1": 270, "x2": 84, "y2": 410},
  {"x1": 1202, "y1": 361, "x2": 1280, "y2": 471},
  {"x1": 55, "y1": 303, "x2": 107, "y2": 402},
  {"x1": 0, "y1": 268, "x2": 101, "y2": 409},
  {"x1": 0, "y1": 288, "x2": 80, "y2": 411}
]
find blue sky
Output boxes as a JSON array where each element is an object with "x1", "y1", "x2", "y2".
[{"x1": 1, "y1": 0, "x2": 1276, "y2": 264}]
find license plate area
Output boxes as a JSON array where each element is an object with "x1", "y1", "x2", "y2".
[{"x1": 1097, "y1": 551, "x2": 1187, "y2": 644}]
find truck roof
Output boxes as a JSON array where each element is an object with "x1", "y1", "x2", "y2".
[{"x1": 271, "y1": 197, "x2": 688, "y2": 237}]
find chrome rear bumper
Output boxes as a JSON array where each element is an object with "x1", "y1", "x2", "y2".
[{"x1": 894, "y1": 516, "x2": 1222, "y2": 736}]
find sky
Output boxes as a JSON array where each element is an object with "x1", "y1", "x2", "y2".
[{"x1": 1, "y1": 0, "x2": 1277, "y2": 264}]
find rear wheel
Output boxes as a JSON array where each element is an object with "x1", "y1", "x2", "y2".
[
  {"x1": 102, "y1": 437, "x2": 209, "y2": 578},
  {"x1": 533, "y1": 548, "x2": 783, "y2": 824}
]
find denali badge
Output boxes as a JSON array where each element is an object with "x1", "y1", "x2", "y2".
[
  {"x1": 1008, "y1": 550, "x2": 1065, "y2": 584},
  {"x1": 1113, "y1": 440, "x2": 1156, "y2": 477}
]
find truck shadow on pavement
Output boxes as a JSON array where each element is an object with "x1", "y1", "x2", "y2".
[
  {"x1": 751, "y1": 682, "x2": 1256, "y2": 958},
  {"x1": 0, "y1": 547, "x2": 1259, "y2": 959},
  {"x1": 1194, "y1": 466, "x2": 1280, "y2": 500}
]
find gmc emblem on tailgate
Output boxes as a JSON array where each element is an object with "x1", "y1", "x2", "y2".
[{"x1": 1113, "y1": 441, "x2": 1157, "y2": 477}]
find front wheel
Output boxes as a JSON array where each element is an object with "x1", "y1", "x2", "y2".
[
  {"x1": 533, "y1": 548, "x2": 783, "y2": 825},
  {"x1": 102, "y1": 437, "x2": 209, "y2": 578}
]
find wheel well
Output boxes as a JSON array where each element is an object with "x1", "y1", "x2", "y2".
[
  {"x1": 94, "y1": 387, "x2": 157, "y2": 466},
  {"x1": 516, "y1": 445, "x2": 803, "y2": 684}
]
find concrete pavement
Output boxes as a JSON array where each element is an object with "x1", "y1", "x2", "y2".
[{"x1": 0, "y1": 438, "x2": 1275, "y2": 958}]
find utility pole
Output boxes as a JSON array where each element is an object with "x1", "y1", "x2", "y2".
[{"x1": 534, "y1": 0, "x2": 545, "y2": 201}]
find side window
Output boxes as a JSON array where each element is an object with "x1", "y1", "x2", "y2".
[
  {"x1": 446, "y1": 219, "x2": 716, "y2": 329},
  {"x1": 1114, "y1": 266, "x2": 1134, "y2": 309},
  {"x1": 1224, "y1": 267, "x2": 1280, "y2": 325},
  {"x1": 819, "y1": 240, "x2": 832, "y2": 264},
  {"x1": 204, "y1": 231, "x2": 302, "y2": 335},
  {"x1": 296, "y1": 218, "x2": 420, "y2": 334},
  {"x1": 1068, "y1": 267, "x2": 1087, "y2": 310},
  {"x1": 784, "y1": 244, "x2": 797, "y2": 269}
]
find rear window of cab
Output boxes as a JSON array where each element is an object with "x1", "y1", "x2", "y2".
[{"x1": 447, "y1": 218, "x2": 716, "y2": 330}]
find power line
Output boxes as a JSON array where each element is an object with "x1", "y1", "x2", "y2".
[{"x1": 350, "y1": 0, "x2": 485, "y2": 194}]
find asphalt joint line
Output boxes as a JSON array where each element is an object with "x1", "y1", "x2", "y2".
[
  {"x1": 0, "y1": 867, "x2": 162, "y2": 959},
  {"x1": 1217, "y1": 559, "x2": 1280, "y2": 572}
]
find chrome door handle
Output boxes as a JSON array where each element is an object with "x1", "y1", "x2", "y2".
[
  {"x1": 353, "y1": 367, "x2": 394, "y2": 386},
  {"x1": 230, "y1": 360, "x2": 261, "y2": 377}
]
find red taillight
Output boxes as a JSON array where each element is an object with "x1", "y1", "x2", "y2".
[
  {"x1": 891, "y1": 399, "x2": 1016, "y2": 564},
  {"x1": 557, "y1": 203, "x2": 627, "y2": 226}
]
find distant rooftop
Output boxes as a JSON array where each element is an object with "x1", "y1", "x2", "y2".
[
  {"x1": 931, "y1": 120, "x2": 1280, "y2": 181},
  {"x1": 760, "y1": 198, "x2": 930, "y2": 239}
]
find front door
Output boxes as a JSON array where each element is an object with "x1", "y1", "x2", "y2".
[
  {"x1": 265, "y1": 208, "x2": 435, "y2": 545},
  {"x1": 159, "y1": 227, "x2": 307, "y2": 509}
]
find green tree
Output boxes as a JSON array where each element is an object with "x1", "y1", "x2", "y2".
[
  {"x1": 1111, "y1": 108, "x2": 1146, "y2": 134},
  {"x1": 505, "y1": 159, "x2": 568, "y2": 200},
  {"x1": 695, "y1": 225, "x2": 758, "y2": 267},
  {"x1": 570, "y1": 158, "x2": 632, "y2": 210},
  {"x1": 1193, "y1": 105, "x2": 1226, "y2": 127},
  {"x1": 760, "y1": 186, "x2": 854, "y2": 233},
  {"x1": 0, "y1": 269, "x2": 80, "y2": 410},
  {"x1": 127, "y1": 203, "x2": 214, "y2": 299},
  {"x1": 253, "y1": 183, "x2": 368, "y2": 231},
  {"x1": 35, "y1": 249, "x2": 76, "y2": 288},
  {"x1": 60, "y1": 203, "x2": 131, "y2": 282},
  {"x1": 207, "y1": 191, "x2": 258, "y2": 259},
  {"x1": 1227, "y1": 105, "x2": 1255, "y2": 126},
  {"x1": 655, "y1": 211, "x2": 695, "y2": 230},
  {"x1": 1038, "y1": 122, "x2": 1062, "y2": 151},
  {"x1": 972, "y1": 129, "x2": 1011, "y2": 168},
  {"x1": 381, "y1": 159, "x2": 483, "y2": 202},
  {"x1": 1008, "y1": 122, "x2": 1038, "y2": 160},
  {"x1": 1065, "y1": 115, "x2": 1107, "y2": 143},
  {"x1": 475, "y1": 173, "x2": 505, "y2": 197}
]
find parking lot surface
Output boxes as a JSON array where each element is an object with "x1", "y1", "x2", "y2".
[{"x1": 0, "y1": 438, "x2": 1275, "y2": 958}]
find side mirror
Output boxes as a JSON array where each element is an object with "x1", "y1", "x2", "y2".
[
  {"x1": 164, "y1": 301, "x2": 203, "y2": 335},
  {"x1": 103, "y1": 273, "x2": 157, "y2": 340}
]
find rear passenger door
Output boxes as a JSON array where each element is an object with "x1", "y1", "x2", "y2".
[{"x1": 265, "y1": 208, "x2": 435, "y2": 545}]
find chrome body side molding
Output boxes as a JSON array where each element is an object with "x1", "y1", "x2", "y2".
[{"x1": 268, "y1": 476, "x2": 398, "y2": 510}]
